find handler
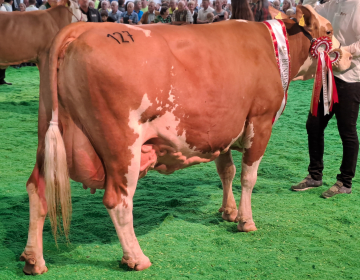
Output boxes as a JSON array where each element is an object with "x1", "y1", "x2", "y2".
[{"x1": 292, "y1": 0, "x2": 360, "y2": 198}]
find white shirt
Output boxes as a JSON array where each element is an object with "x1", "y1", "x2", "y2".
[
  {"x1": 304, "y1": 0, "x2": 360, "y2": 82},
  {"x1": 0, "y1": 4, "x2": 6, "y2": 11},
  {"x1": 26, "y1": 5, "x2": 38, "y2": 11},
  {"x1": 3, "y1": 2, "x2": 12, "y2": 11},
  {"x1": 198, "y1": 6, "x2": 214, "y2": 21}
]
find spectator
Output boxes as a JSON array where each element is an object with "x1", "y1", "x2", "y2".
[
  {"x1": 12, "y1": 0, "x2": 20, "y2": 11},
  {"x1": 23, "y1": 0, "x2": 29, "y2": 7},
  {"x1": 187, "y1": 1, "x2": 198, "y2": 24},
  {"x1": 140, "y1": 0, "x2": 148, "y2": 12},
  {"x1": 120, "y1": 2, "x2": 139, "y2": 24},
  {"x1": 197, "y1": 0, "x2": 214, "y2": 23},
  {"x1": 251, "y1": 0, "x2": 271, "y2": 22},
  {"x1": 79, "y1": 0, "x2": 102, "y2": 21},
  {"x1": 154, "y1": 4, "x2": 171, "y2": 23},
  {"x1": 0, "y1": 68, "x2": 12, "y2": 85},
  {"x1": 171, "y1": 0, "x2": 192, "y2": 24},
  {"x1": 168, "y1": 0, "x2": 176, "y2": 14},
  {"x1": 272, "y1": 0, "x2": 280, "y2": 10},
  {"x1": 133, "y1": 0, "x2": 143, "y2": 20},
  {"x1": 3, "y1": 0, "x2": 13, "y2": 11},
  {"x1": 212, "y1": 0, "x2": 228, "y2": 21},
  {"x1": 99, "y1": 0, "x2": 109, "y2": 14},
  {"x1": 139, "y1": 0, "x2": 159, "y2": 24},
  {"x1": 194, "y1": 0, "x2": 199, "y2": 12},
  {"x1": 118, "y1": 0, "x2": 125, "y2": 11},
  {"x1": 285, "y1": 8, "x2": 294, "y2": 16},
  {"x1": 155, "y1": 2, "x2": 160, "y2": 10},
  {"x1": 89, "y1": 0, "x2": 95, "y2": 8},
  {"x1": 231, "y1": 0, "x2": 253, "y2": 20},
  {"x1": 26, "y1": 0, "x2": 38, "y2": 10},
  {"x1": 291, "y1": 0, "x2": 296, "y2": 8},
  {"x1": 101, "y1": 9, "x2": 108, "y2": 21},
  {"x1": 39, "y1": 0, "x2": 47, "y2": 9},
  {"x1": 0, "y1": 0, "x2": 6, "y2": 10},
  {"x1": 281, "y1": 0, "x2": 292, "y2": 13},
  {"x1": 19, "y1": 2, "x2": 26, "y2": 10},
  {"x1": 109, "y1": 0, "x2": 121, "y2": 21},
  {"x1": 206, "y1": 11, "x2": 214, "y2": 22}
]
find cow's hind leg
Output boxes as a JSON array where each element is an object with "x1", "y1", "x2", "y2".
[
  {"x1": 215, "y1": 151, "x2": 238, "y2": 222},
  {"x1": 20, "y1": 161, "x2": 48, "y2": 275},
  {"x1": 103, "y1": 147, "x2": 151, "y2": 271},
  {"x1": 236, "y1": 118, "x2": 272, "y2": 232}
]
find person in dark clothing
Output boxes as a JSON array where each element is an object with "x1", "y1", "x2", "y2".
[
  {"x1": 0, "y1": 69, "x2": 12, "y2": 85},
  {"x1": 250, "y1": 0, "x2": 271, "y2": 22},
  {"x1": 79, "y1": 0, "x2": 102, "y2": 22}
]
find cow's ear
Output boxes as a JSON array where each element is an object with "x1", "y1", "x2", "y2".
[{"x1": 296, "y1": 5, "x2": 316, "y2": 33}]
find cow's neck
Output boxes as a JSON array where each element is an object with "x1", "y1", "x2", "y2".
[
  {"x1": 285, "y1": 21, "x2": 312, "y2": 80},
  {"x1": 47, "y1": 6, "x2": 73, "y2": 34}
]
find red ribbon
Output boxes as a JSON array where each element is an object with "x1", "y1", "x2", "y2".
[{"x1": 310, "y1": 52, "x2": 338, "y2": 117}]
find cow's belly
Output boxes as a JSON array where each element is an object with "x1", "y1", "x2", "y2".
[{"x1": 137, "y1": 108, "x2": 244, "y2": 177}]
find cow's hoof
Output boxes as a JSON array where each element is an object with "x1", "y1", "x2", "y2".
[
  {"x1": 121, "y1": 256, "x2": 151, "y2": 271},
  {"x1": 219, "y1": 207, "x2": 238, "y2": 222},
  {"x1": 237, "y1": 221, "x2": 257, "y2": 232},
  {"x1": 20, "y1": 252, "x2": 48, "y2": 275}
]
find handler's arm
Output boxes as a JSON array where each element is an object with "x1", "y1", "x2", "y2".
[{"x1": 343, "y1": 4, "x2": 360, "y2": 57}]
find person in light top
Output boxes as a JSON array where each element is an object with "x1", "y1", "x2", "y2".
[{"x1": 292, "y1": 0, "x2": 360, "y2": 198}]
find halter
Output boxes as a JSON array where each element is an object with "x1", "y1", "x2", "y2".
[{"x1": 65, "y1": 2, "x2": 85, "y2": 22}]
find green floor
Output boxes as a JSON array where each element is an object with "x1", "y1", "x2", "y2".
[{"x1": 0, "y1": 67, "x2": 359, "y2": 279}]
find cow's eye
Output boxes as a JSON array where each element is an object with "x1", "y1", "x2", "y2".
[{"x1": 326, "y1": 31, "x2": 332, "y2": 35}]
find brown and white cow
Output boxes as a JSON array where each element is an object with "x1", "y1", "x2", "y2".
[{"x1": 19, "y1": 5, "x2": 349, "y2": 274}]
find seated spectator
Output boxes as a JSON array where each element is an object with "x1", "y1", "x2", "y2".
[
  {"x1": 80, "y1": 0, "x2": 102, "y2": 21},
  {"x1": 272, "y1": 0, "x2": 280, "y2": 10},
  {"x1": 139, "y1": 1, "x2": 159, "y2": 24},
  {"x1": 3, "y1": 0, "x2": 13, "y2": 11},
  {"x1": 19, "y1": 2, "x2": 26, "y2": 10},
  {"x1": 134, "y1": 0, "x2": 143, "y2": 20},
  {"x1": 155, "y1": 2, "x2": 160, "y2": 10},
  {"x1": 212, "y1": 0, "x2": 228, "y2": 21},
  {"x1": 99, "y1": 0, "x2": 109, "y2": 15},
  {"x1": 118, "y1": 0, "x2": 125, "y2": 12},
  {"x1": 89, "y1": 0, "x2": 95, "y2": 8},
  {"x1": 120, "y1": 2, "x2": 139, "y2": 24},
  {"x1": 281, "y1": 0, "x2": 292, "y2": 13},
  {"x1": 197, "y1": 0, "x2": 214, "y2": 23},
  {"x1": 168, "y1": 0, "x2": 176, "y2": 14},
  {"x1": 26, "y1": 0, "x2": 38, "y2": 10},
  {"x1": 109, "y1": 0, "x2": 121, "y2": 22},
  {"x1": 154, "y1": 4, "x2": 172, "y2": 23},
  {"x1": 171, "y1": 1, "x2": 192, "y2": 24},
  {"x1": 187, "y1": 1, "x2": 198, "y2": 24},
  {"x1": 101, "y1": 9, "x2": 108, "y2": 21},
  {"x1": 285, "y1": 8, "x2": 294, "y2": 16},
  {"x1": 140, "y1": 0, "x2": 147, "y2": 12},
  {"x1": 250, "y1": 0, "x2": 271, "y2": 22},
  {"x1": 0, "y1": 0, "x2": 6, "y2": 11}
]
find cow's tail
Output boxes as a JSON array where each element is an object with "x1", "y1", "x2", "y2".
[{"x1": 44, "y1": 24, "x2": 84, "y2": 243}]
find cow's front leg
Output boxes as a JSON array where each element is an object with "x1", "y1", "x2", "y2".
[
  {"x1": 20, "y1": 162, "x2": 48, "y2": 275},
  {"x1": 215, "y1": 151, "x2": 238, "y2": 222},
  {"x1": 104, "y1": 161, "x2": 151, "y2": 271},
  {"x1": 236, "y1": 118, "x2": 272, "y2": 232}
]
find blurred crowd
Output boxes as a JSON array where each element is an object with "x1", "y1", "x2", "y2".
[{"x1": 0, "y1": 0, "x2": 306, "y2": 24}]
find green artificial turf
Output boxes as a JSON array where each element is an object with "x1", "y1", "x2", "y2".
[{"x1": 0, "y1": 67, "x2": 360, "y2": 280}]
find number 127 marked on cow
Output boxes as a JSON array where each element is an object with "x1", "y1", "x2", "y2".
[{"x1": 107, "y1": 31, "x2": 134, "y2": 44}]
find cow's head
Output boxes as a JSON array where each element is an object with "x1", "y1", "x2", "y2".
[
  {"x1": 293, "y1": 5, "x2": 352, "y2": 81},
  {"x1": 48, "y1": 0, "x2": 87, "y2": 23}
]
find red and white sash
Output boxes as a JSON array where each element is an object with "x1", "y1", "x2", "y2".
[{"x1": 264, "y1": 19, "x2": 291, "y2": 124}]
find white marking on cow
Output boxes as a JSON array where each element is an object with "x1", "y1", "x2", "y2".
[
  {"x1": 236, "y1": 20, "x2": 248, "y2": 23},
  {"x1": 126, "y1": 25, "x2": 151, "y2": 37},
  {"x1": 126, "y1": 94, "x2": 153, "y2": 188},
  {"x1": 168, "y1": 90, "x2": 175, "y2": 103},
  {"x1": 230, "y1": 122, "x2": 255, "y2": 151}
]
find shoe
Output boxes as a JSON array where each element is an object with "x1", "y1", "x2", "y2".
[
  {"x1": 291, "y1": 174, "x2": 322, "y2": 191},
  {"x1": 0, "y1": 80, "x2": 12, "y2": 85},
  {"x1": 321, "y1": 181, "x2": 351, "y2": 198}
]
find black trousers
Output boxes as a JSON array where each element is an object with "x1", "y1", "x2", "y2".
[
  {"x1": 306, "y1": 77, "x2": 360, "y2": 188},
  {"x1": 0, "y1": 69, "x2": 5, "y2": 82}
]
